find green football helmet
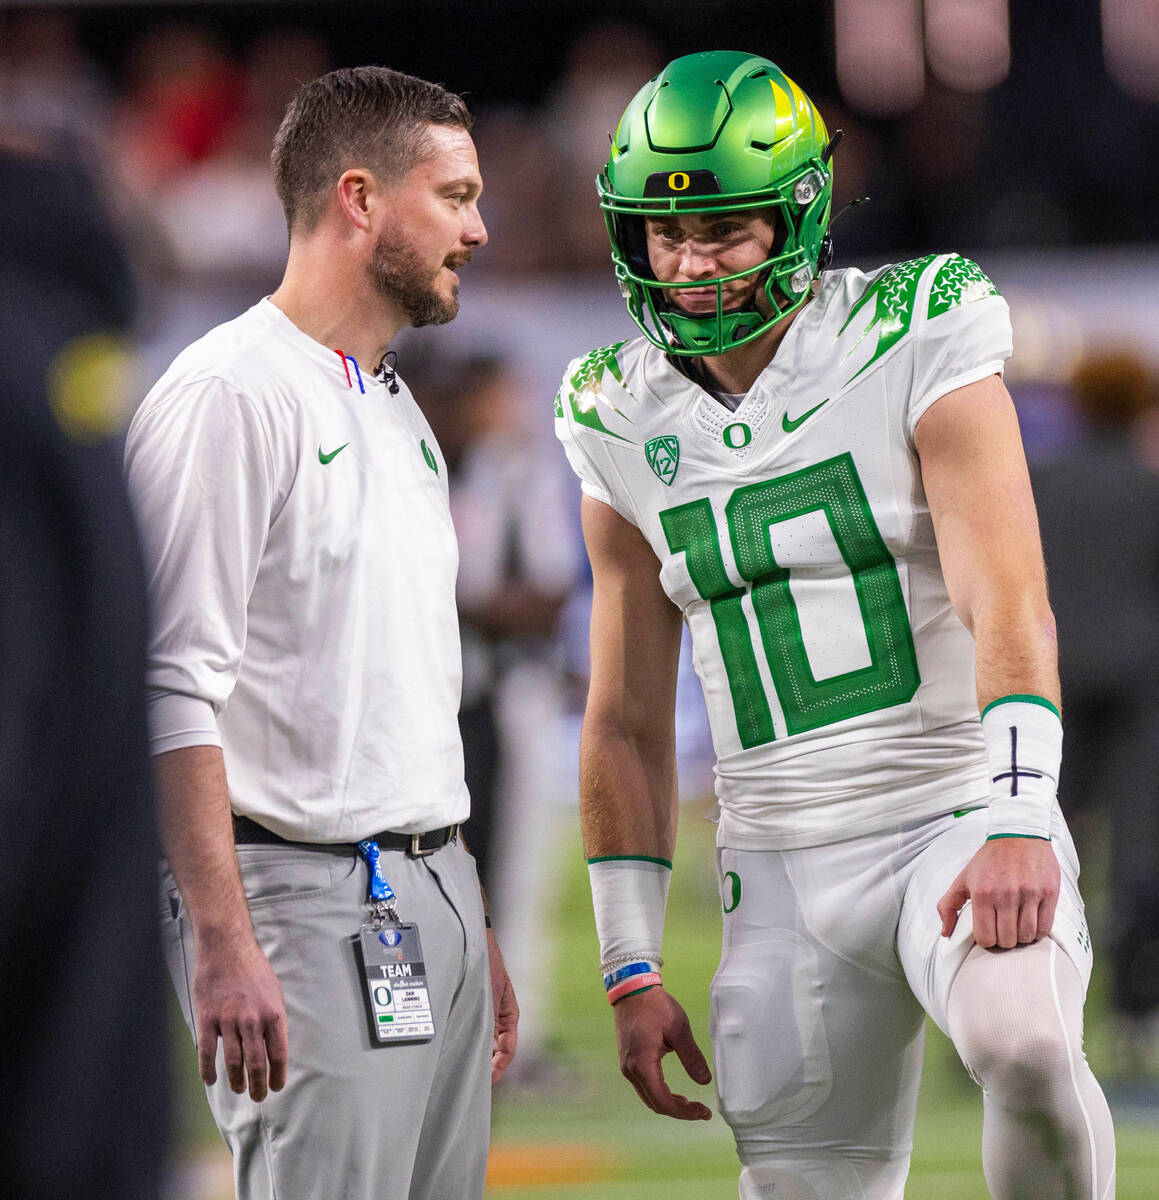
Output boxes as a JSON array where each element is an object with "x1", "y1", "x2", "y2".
[{"x1": 599, "y1": 50, "x2": 835, "y2": 357}]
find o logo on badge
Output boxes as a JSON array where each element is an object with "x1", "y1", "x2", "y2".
[
  {"x1": 667, "y1": 171, "x2": 691, "y2": 192},
  {"x1": 722, "y1": 422, "x2": 752, "y2": 449},
  {"x1": 373, "y1": 985, "x2": 392, "y2": 1006},
  {"x1": 723, "y1": 871, "x2": 742, "y2": 913}
]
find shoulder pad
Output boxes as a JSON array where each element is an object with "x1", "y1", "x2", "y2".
[{"x1": 926, "y1": 255, "x2": 1000, "y2": 318}]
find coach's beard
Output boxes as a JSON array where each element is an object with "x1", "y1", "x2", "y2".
[{"x1": 369, "y1": 233, "x2": 468, "y2": 327}]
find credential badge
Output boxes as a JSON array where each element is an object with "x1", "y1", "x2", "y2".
[{"x1": 645, "y1": 435, "x2": 680, "y2": 486}]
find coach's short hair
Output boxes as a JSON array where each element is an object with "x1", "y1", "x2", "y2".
[{"x1": 271, "y1": 65, "x2": 473, "y2": 234}]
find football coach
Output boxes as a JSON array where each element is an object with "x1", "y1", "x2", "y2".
[{"x1": 125, "y1": 66, "x2": 517, "y2": 1200}]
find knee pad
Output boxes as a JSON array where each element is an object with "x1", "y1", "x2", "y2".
[
  {"x1": 949, "y1": 941, "x2": 1083, "y2": 1109},
  {"x1": 711, "y1": 933, "x2": 831, "y2": 1132}
]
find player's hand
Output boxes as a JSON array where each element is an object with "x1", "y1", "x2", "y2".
[
  {"x1": 487, "y1": 927, "x2": 519, "y2": 1084},
  {"x1": 614, "y1": 986, "x2": 713, "y2": 1121},
  {"x1": 191, "y1": 931, "x2": 288, "y2": 1102},
  {"x1": 937, "y1": 836, "x2": 1060, "y2": 949}
]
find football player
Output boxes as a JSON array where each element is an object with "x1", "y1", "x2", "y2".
[{"x1": 555, "y1": 51, "x2": 1115, "y2": 1199}]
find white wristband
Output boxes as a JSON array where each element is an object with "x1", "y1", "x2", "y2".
[
  {"x1": 982, "y1": 695, "x2": 1062, "y2": 841},
  {"x1": 588, "y1": 856, "x2": 672, "y2": 967}
]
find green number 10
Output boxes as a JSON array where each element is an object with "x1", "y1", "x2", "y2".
[{"x1": 660, "y1": 453, "x2": 919, "y2": 747}]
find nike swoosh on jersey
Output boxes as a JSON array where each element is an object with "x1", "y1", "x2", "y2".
[
  {"x1": 318, "y1": 442, "x2": 350, "y2": 464},
  {"x1": 781, "y1": 399, "x2": 829, "y2": 433}
]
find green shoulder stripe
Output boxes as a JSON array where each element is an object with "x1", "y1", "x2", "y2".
[
  {"x1": 840, "y1": 254, "x2": 937, "y2": 383},
  {"x1": 927, "y1": 255, "x2": 1000, "y2": 319},
  {"x1": 564, "y1": 341, "x2": 635, "y2": 443},
  {"x1": 571, "y1": 341, "x2": 628, "y2": 393}
]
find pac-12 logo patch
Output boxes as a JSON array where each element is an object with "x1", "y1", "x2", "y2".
[
  {"x1": 379, "y1": 928, "x2": 402, "y2": 948},
  {"x1": 645, "y1": 435, "x2": 680, "y2": 485}
]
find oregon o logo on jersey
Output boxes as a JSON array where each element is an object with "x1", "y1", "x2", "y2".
[{"x1": 722, "y1": 422, "x2": 752, "y2": 449}]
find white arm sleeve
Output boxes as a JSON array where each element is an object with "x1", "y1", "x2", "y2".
[{"x1": 125, "y1": 378, "x2": 276, "y2": 754}]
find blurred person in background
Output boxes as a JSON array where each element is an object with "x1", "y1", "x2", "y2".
[
  {"x1": 422, "y1": 352, "x2": 584, "y2": 1074},
  {"x1": 556, "y1": 50, "x2": 1114, "y2": 1198},
  {"x1": 466, "y1": 104, "x2": 553, "y2": 274},
  {"x1": 124, "y1": 67, "x2": 516, "y2": 1200},
  {"x1": 0, "y1": 126, "x2": 167, "y2": 1200},
  {"x1": 1032, "y1": 349, "x2": 1159, "y2": 1075},
  {"x1": 539, "y1": 21, "x2": 664, "y2": 272},
  {"x1": 154, "y1": 28, "x2": 332, "y2": 282},
  {"x1": 0, "y1": 10, "x2": 113, "y2": 155},
  {"x1": 113, "y1": 22, "x2": 242, "y2": 199}
]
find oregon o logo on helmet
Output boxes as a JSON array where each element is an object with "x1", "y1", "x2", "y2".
[
  {"x1": 723, "y1": 422, "x2": 752, "y2": 449},
  {"x1": 667, "y1": 171, "x2": 691, "y2": 192}
]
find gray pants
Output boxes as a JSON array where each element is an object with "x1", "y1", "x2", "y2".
[{"x1": 162, "y1": 838, "x2": 492, "y2": 1200}]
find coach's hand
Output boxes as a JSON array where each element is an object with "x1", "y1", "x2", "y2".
[
  {"x1": 487, "y1": 927, "x2": 519, "y2": 1083},
  {"x1": 938, "y1": 836, "x2": 1060, "y2": 950},
  {"x1": 614, "y1": 986, "x2": 713, "y2": 1120},
  {"x1": 192, "y1": 931, "x2": 288, "y2": 1102}
]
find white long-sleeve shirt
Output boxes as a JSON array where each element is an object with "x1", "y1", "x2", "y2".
[{"x1": 125, "y1": 299, "x2": 469, "y2": 840}]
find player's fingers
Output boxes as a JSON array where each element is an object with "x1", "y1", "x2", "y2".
[
  {"x1": 1017, "y1": 898, "x2": 1040, "y2": 944},
  {"x1": 221, "y1": 1025, "x2": 247, "y2": 1094},
  {"x1": 491, "y1": 1025, "x2": 518, "y2": 1084},
  {"x1": 240, "y1": 1019, "x2": 269, "y2": 1102},
  {"x1": 622, "y1": 1065, "x2": 660, "y2": 1114},
  {"x1": 670, "y1": 1017, "x2": 712, "y2": 1086},
  {"x1": 196, "y1": 1023, "x2": 220, "y2": 1086},
  {"x1": 995, "y1": 900, "x2": 1019, "y2": 950},
  {"x1": 971, "y1": 901, "x2": 997, "y2": 949},
  {"x1": 938, "y1": 876, "x2": 969, "y2": 936},
  {"x1": 1037, "y1": 891, "x2": 1059, "y2": 942},
  {"x1": 629, "y1": 1055, "x2": 711, "y2": 1121},
  {"x1": 266, "y1": 1011, "x2": 289, "y2": 1093}
]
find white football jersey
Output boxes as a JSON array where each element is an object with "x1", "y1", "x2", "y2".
[
  {"x1": 126, "y1": 299, "x2": 469, "y2": 841},
  {"x1": 556, "y1": 255, "x2": 1013, "y2": 849}
]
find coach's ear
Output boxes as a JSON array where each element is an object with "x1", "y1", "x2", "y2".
[{"x1": 334, "y1": 168, "x2": 376, "y2": 233}]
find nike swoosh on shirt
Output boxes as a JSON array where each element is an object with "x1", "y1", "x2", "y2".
[
  {"x1": 318, "y1": 442, "x2": 350, "y2": 464},
  {"x1": 781, "y1": 399, "x2": 829, "y2": 433}
]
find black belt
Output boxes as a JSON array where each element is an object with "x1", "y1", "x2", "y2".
[{"x1": 232, "y1": 813, "x2": 459, "y2": 858}]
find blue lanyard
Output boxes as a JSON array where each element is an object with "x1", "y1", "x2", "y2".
[{"x1": 356, "y1": 839, "x2": 399, "y2": 923}]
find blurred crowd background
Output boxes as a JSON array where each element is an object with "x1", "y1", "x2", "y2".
[{"x1": 3, "y1": 1, "x2": 1159, "y2": 1196}]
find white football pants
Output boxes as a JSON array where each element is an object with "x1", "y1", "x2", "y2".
[{"x1": 712, "y1": 807, "x2": 1114, "y2": 1199}]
